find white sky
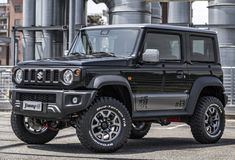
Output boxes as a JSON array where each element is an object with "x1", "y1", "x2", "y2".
[{"x1": 88, "y1": 0, "x2": 209, "y2": 25}]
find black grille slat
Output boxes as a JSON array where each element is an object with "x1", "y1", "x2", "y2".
[
  {"x1": 46, "y1": 70, "x2": 51, "y2": 81},
  {"x1": 53, "y1": 70, "x2": 59, "y2": 82},
  {"x1": 24, "y1": 70, "x2": 29, "y2": 81},
  {"x1": 18, "y1": 93, "x2": 56, "y2": 103},
  {"x1": 43, "y1": 70, "x2": 46, "y2": 82},
  {"x1": 31, "y1": 70, "x2": 36, "y2": 82}
]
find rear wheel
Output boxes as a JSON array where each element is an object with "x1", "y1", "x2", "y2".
[
  {"x1": 76, "y1": 97, "x2": 132, "y2": 153},
  {"x1": 130, "y1": 122, "x2": 151, "y2": 139},
  {"x1": 190, "y1": 96, "x2": 225, "y2": 144},
  {"x1": 11, "y1": 113, "x2": 58, "y2": 144}
]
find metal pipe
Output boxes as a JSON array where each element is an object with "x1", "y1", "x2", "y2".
[
  {"x1": 168, "y1": 1, "x2": 192, "y2": 26},
  {"x1": 69, "y1": 0, "x2": 76, "y2": 48},
  {"x1": 151, "y1": 2, "x2": 162, "y2": 24},
  {"x1": 53, "y1": 0, "x2": 64, "y2": 26},
  {"x1": 208, "y1": 0, "x2": 235, "y2": 66},
  {"x1": 93, "y1": 0, "x2": 153, "y2": 24},
  {"x1": 35, "y1": 0, "x2": 65, "y2": 59},
  {"x1": 42, "y1": 0, "x2": 53, "y2": 59},
  {"x1": 52, "y1": 0, "x2": 65, "y2": 57},
  {"x1": 23, "y1": 0, "x2": 35, "y2": 61},
  {"x1": 35, "y1": 0, "x2": 42, "y2": 26},
  {"x1": 75, "y1": 0, "x2": 87, "y2": 28}
]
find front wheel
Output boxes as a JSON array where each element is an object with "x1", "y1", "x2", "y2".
[
  {"x1": 76, "y1": 97, "x2": 132, "y2": 153},
  {"x1": 11, "y1": 113, "x2": 58, "y2": 144},
  {"x1": 190, "y1": 96, "x2": 225, "y2": 144},
  {"x1": 130, "y1": 122, "x2": 151, "y2": 139}
]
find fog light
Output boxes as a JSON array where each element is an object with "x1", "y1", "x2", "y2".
[{"x1": 72, "y1": 97, "x2": 78, "y2": 104}]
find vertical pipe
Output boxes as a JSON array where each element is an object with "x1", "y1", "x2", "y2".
[
  {"x1": 93, "y1": 0, "x2": 152, "y2": 24},
  {"x1": 151, "y1": 2, "x2": 162, "y2": 24},
  {"x1": 64, "y1": 0, "x2": 70, "y2": 26},
  {"x1": 208, "y1": 0, "x2": 235, "y2": 66},
  {"x1": 75, "y1": 0, "x2": 87, "y2": 28},
  {"x1": 69, "y1": 0, "x2": 76, "y2": 48},
  {"x1": 63, "y1": 30, "x2": 68, "y2": 54},
  {"x1": 23, "y1": 0, "x2": 35, "y2": 61},
  {"x1": 168, "y1": 1, "x2": 191, "y2": 26},
  {"x1": 63, "y1": 0, "x2": 69, "y2": 52},
  {"x1": 42, "y1": 0, "x2": 53, "y2": 58},
  {"x1": 52, "y1": 0, "x2": 64, "y2": 57},
  {"x1": 35, "y1": 0, "x2": 43, "y2": 59},
  {"x1": 35, "y1": 0, "x2": 42, "y2": 26}
]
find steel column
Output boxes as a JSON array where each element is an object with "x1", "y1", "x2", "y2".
[
  {"x1": 69, "y1": 0, "x2": 76, "y2": 47},
  {"x1": 23, "y1": 0, "x2": 35, "y2": 61},
  {"x1": 168, "y1": 1, "x2": 192, "y2": 26},
  {"x1": 41, "y1": 0, "x2": 53, "y2": 59},
  {"x1": 208, "y1": 0, "x2": 235, "y2": 66}
]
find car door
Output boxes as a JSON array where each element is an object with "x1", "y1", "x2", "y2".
[{"x1": 134, "y1": 30, "x2": 189, "y2": 111}]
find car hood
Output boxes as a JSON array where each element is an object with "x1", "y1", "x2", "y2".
[{"x1": 18, "y1": 56, "x2": 133, "y2": 67}]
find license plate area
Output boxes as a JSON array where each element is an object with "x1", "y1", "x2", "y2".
[{"x1": 22, "y1": 101, "x2": 42, "y2": 112}]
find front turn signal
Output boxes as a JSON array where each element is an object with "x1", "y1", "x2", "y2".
[{"x1": 74, "y1": 69, "x2": 81, "y2": 77}]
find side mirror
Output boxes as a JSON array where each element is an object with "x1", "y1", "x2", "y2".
[
  {"x1": 142, "y1": 49, "x2": 160, "y2": 63},
  {"x1": 64, "y1": 50, "x2": 69, "y2": 56}
]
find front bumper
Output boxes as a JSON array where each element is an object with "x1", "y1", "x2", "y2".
[{"x1": 11, "y1": 88, "x2": 97, "y2": 119}]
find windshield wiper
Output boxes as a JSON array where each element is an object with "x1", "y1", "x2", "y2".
[{"x1": 91, "y1": 52, "x2": 116, "y2": 57}]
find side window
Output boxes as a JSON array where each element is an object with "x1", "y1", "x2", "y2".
[
  {"x1": 190, "y1": 36, "x2": 215, "y2": 62},
  {"x1": 144, "y1": 32, "x2": 181, "y2": 61}
]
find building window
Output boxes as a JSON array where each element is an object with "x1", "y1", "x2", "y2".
[
  {"x1": 14, "y1": 19, "x2": 22, "y2": 26},
  {"x1": 14, "y1": 5, "x2": 22, "y2": 13}
]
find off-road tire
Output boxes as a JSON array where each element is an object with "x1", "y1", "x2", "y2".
[
  {"x1": 130, "y1": 122, "x2": 151, "y2": 139},
  {"x1": 11, "y1": 113, "x2": 58, "y2": 144},
  {"x1": 190, "y1": 96, "x2": 225, "y2": 144},
  {"x1": 76, "y1": 97, "x2": 132, "y2": 153}
]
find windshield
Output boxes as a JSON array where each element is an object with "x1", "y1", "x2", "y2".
[{"x1": 69, "y1": 29, "x2": 139, "y2": 58}]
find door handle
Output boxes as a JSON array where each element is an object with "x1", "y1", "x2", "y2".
[{"x1": 176, "y1": 71, "x2": 185, "y2": 79}]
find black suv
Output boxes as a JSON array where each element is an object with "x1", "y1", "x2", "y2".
[{"x1": 11, "y1": 24, "x2": 228, "y2": 153}]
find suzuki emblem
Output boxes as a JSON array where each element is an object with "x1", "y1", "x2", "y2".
[{"x1": 37, "y1": 71, "x2": 43, "y2": 81}]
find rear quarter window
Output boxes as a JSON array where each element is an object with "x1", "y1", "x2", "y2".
[{"x1": 190, "y1": 36, "x2": 215, "y2": 62}]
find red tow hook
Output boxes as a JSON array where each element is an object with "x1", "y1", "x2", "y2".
[{"x1": 44, "y1": 123, "x2": 59, "y2": 131}]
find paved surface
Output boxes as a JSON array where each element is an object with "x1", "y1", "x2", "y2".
[{"x1": 1, "y1": 112, "x2": 235, "y2": 160}]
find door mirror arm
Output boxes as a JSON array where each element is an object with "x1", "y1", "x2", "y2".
[{"x1": 185, "y1": 60, "x2": 193, "y2": 65}]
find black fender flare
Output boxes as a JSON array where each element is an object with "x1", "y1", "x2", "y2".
[
  {"x1": 186, "y1": 76, "x2": 225, "y2": 115},
  {"x1": 87, "y1": 75, "x2": 135, "y2": 110}
]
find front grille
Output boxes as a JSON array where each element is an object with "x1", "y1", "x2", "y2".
[
  {"x1": 23, "y1": 69, "x2": 60, "y2": 84},
  {"x1": 46, "y1": 70, "x2": 51, "y2": 81},
  {"x1": 53, "y1": 70, "x2": 59, "y2": 82},
  {"x1": 17, "y1": 93, "x2": 56, "y2": 103}
]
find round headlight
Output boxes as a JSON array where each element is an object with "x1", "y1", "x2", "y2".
[
  {"x1": 63, "y1": 70, "x2": 73, "y2": 85},
  {"x1": 15, "y1": 69, "x2": 23, "y2": 84}
]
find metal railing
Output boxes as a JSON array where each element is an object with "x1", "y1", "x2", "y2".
[
  {"x1": 0, "y1": 66, "x2": 13, "y2": 103},
  {"x1": 223, "y1": 67, "x2": 235, "y2": 107}
]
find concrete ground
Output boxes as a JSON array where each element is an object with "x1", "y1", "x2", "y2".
[{"x1": 1, "y1": 111, "x2": 235, "y2": 160}]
